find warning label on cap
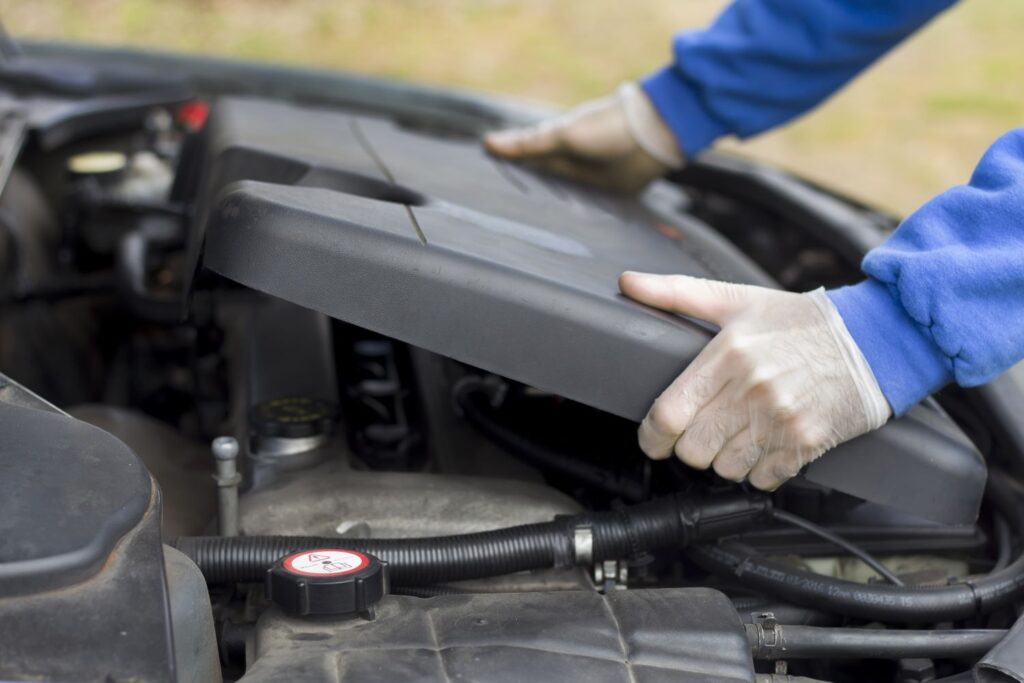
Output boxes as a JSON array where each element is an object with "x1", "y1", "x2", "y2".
[{"x1": 283, "y1": 549, "x2": 369, "y2": 577}]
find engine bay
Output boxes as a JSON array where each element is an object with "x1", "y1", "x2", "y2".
[{"x1": 2, "y1": 45, "x2": 1024, "y2": 683}]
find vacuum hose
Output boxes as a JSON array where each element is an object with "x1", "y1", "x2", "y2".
[
  {"x1": 691, "y1": 473, "x2": 1024, "y2": 623},
  {"x1": 176, "y1": 493, "x2": 770, "y2": 585},
  {"x1": 747, "y1": 623, "x2": 1007, "y2": 660}
]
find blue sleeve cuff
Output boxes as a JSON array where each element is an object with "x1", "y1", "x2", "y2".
[
  {"x1": 827, "y1": 279, "x2": 954, "y2": 415},
  {"x1": 640, "y1": 66, "x2": 732, "y2": 159}
]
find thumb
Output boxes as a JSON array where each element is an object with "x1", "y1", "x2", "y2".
[
  {"x1": 618, "y1": 272, "x2": 753, "y2": 324},
  {"x1": 482, "y1": 120, "x2": 562, "y2": 159}
]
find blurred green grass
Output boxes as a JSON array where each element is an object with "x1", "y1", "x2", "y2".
[{"x1": 3, "y1": 0, "x2": 1022, "y2": 214}]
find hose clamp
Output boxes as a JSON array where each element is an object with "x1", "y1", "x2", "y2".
[
  {"x1": 758, "y1": 613, "x2": 779, "y2": 650},
  {"x1": 747, "y1": 613, "x2": 784, "y2": 661},
  {"x1": 573, "y1": 525, "x2": 594, "y2": 566}
]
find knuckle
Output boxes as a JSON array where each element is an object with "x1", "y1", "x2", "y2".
[
  {"x1": 772, "y1": 456, "x2": 803, "y2": 483},
  {"x1": 713, "y1": 450, "x2": 758, "y2": 482},
  {"x1": 637, "y1": 427, "x2": 670, "y2": 460},
  {"x1": 712, "y1": 458, "x2": 746, "y2": 482},
  {"x1": 746, "y1": 374, "x2": 777, "y2": 403},
  {"x1": 675, "y1": 427, "x2": 716, "y2": 470},
  {"x1": 749, "y1": 472, "x2": 781, "y2": 492},
  {"x1": 795, "y1": 430, "x2": 822, "y2": 452},
  {"x1": 749, "y1": 384, "x2": 800, "y2": 424},
  {"x1": 647, "y1": 401, "x2": 683, "y2": 436},
  {"x1": 789, "y1": 417, "x2": 829, "y2": 451},
  {"x1": 772, "y1": 397, "x2": 799, "y2": 423},
  {"x1": 749, "y1": 454, "x2": 802, "y2": 492},
  {"x1": 716, "y1": 328, "x2": 739, "y2": 348},
  {"x1": 711, "y1": 280, "x2": 744, "y2": 304},
  {"x1": 722, "y1": 340, "x2": 754, "y2": 370}
]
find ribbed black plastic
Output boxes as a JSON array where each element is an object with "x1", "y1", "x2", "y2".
[{"x1": 177, "y1": 494, "x2": 770, "y2": 585}]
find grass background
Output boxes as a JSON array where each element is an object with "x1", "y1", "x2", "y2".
[{"x1": 3, "y1": 0, "x2": 1022, "y2": 214}]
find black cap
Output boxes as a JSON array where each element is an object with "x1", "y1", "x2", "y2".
[
  {"x1": 266, "y1": 549, "x2": 387, "y2": 617},
  {"x1": 250, "y1": 396, "x2": 338, "y2": 439}
]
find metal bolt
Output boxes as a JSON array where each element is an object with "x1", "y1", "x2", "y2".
[
  {"x1": 898, "y1": 658, "x2": 936, "y2": 683},
  {"x1": 213, "y1": 436, "x2": 240, "y2": 461},
  {"x1": 211, "y1": 436, "x2": 242, "y2": 537}
]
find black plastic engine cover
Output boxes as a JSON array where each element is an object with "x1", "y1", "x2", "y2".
[
  {"x1": 0, "y1": 385, "x2": 175, "y2": 682},
  {"x1": 245, "y1": 587, "x2": 755, "y2": 682},
  {"x1": 192, "y1": 97, "x2": 985, "y2": 524}
]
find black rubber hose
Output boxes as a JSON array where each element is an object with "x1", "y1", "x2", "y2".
[
  {"x1": 691, "y1": 473, "x2": 1024, "y2": 623},
  {"x1": 732, "y1": 598, "x2": 841, "y2": 627},
  {"x1": 746, "y1": 624, "x2": 1007, "y2": 660},
  {"x1": 177, "y1": 493, "x2": 771, "y2": 585}
]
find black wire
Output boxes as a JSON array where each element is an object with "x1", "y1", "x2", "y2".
[{"x1": 770, "y1": 508, "x2": 905, "y2": 586}]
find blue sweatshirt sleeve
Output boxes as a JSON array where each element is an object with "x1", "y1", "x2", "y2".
[
  {"x1": 642, "y1": 0, "x2": 957, "y2": 157},
  {"x1": 828, "y1": 129, "x2": 1024, "y2": 415}
]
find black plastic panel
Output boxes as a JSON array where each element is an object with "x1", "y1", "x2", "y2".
[
  {"x1": 0, "y1": 380, "x2": 175, "y2": 682},
  {"x1": 194, "y1": 97, "x2": 773, "y2": 422},
  {"x1": 193, "y1": 97, "x2": 985, "y2": 524},
  {"x1": 803, "y1": 402, "x2": 986, "y2": 525},
  {"x1": 0, "y1": 401, "x2": 151, "y2": 595},
  {"x1": 246, "y1": 587, "x2": 755, "y2": 682}
]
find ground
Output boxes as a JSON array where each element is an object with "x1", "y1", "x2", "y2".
[{"x1": 3, "y1": 0, "x2": 1022, "y2": 214}]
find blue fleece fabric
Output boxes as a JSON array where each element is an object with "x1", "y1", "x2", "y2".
[
  {"x1": 642, "y1": 0, "x2": 1024, "y2": 414},
  {"x1": 832, "y1": 130, "x2": 1024, "y2": 413}
]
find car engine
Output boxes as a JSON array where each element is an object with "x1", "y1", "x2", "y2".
[{"x1": 1, "y1": 44, "x2": 1024, "y2": 683}]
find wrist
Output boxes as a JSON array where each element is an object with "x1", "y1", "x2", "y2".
[
  {"x1": 618, "y1": 81, "x2": 684, "y2": 169},
  {"x1": 808, "y1": 288, "x2": 891, "y2": 429},
  {"x1": 640, "y1": 67, "x2": 730, "y2": 159},
  {"x1": 827, "y1": 279, "x2": 954, "y2": 416}
]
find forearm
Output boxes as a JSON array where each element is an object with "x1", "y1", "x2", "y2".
[
  {"x1": 643, "y1": 0, "x2": 958, "y2": 157},
  {"x1": 829, "y1": 128, "x2": 1024, "y2": 414}
]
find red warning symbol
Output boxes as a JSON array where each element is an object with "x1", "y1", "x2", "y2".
[{"x1": 283, "y1": 549, "x2": 370, "y2": 577}]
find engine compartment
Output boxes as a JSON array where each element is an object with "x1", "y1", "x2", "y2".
[{"x1": 1, "y1": 46, "x2": 1023, "y2": 683}]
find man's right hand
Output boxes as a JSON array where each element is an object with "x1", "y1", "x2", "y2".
[{"x1": 482, "y1": 82, "x2": 683, "y2": 193}]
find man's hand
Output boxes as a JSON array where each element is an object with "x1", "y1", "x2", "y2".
[
  {"x1": 619, "y1": 272, "x2": 891, "y2": 491},
  {"x1": 483, "y1": 83, "x2": 682, "y2": 193}
]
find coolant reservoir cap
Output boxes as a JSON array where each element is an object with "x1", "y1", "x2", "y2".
[
  {"x1": 267, "y1": 549, "x2": 388, "y2": 617},
  {"x1": 250, "y1": 396, "x2": 338, "y2": 439}
]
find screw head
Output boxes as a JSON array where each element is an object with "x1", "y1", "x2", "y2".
[{"x1": 212, "y1": 436, "x2": 240, "y2": 461}]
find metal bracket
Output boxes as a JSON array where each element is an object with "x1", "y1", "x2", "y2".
[{"x1": 593, "y1": 559, "x2": 628, "y2": 593}]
